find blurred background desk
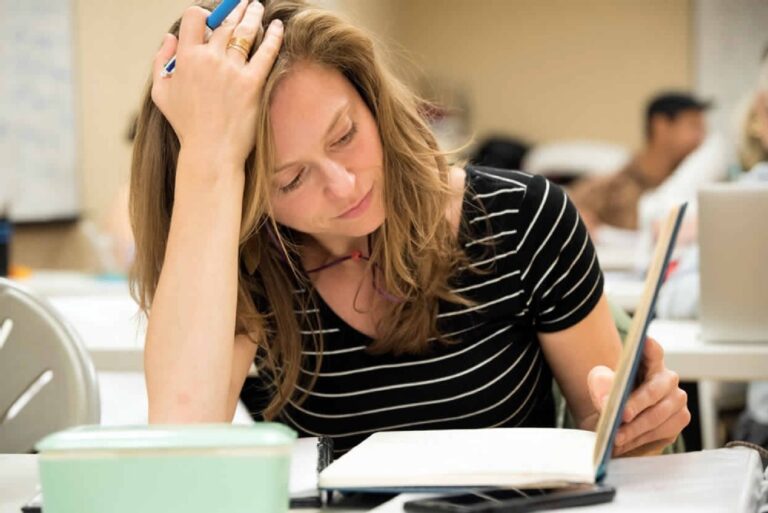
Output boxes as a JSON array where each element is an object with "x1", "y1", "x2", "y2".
[
  {"x1": 12, "y1": 270, "x2": 252, "y2": 426},
  {"x1": 14, "y1": 272, "x2": 768, "y2": 445},
  {"x1": 604, "y1": 271, "x2": 645, "y2": 313},
  {"x1": 650, "y1": 320, "x2": 768, "y2": 381},
  {"x1": 649, "y1": 320, "x2": 768, "y2": 450}
]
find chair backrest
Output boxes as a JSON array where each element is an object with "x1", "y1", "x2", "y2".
[
  {"x1": 0, "y1": 278, "x2": 100, "y2": 453},
  {"x1": 523, "y1": 140, "x2": 631, "y2": 179}
]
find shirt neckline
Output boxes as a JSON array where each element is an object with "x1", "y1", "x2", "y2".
[{"x1": 305, "y1": 165, "x2": 479, "y2": 343}]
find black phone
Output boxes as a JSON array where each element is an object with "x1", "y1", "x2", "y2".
[{"x1": 403, "y1": 484, "x2": 616, "y2": 513}]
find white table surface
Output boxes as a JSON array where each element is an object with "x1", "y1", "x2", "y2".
[
  {"x1": 15, "y1": 272, "x2": 145, "y2": 372},
  {"x1": 14, "y1": 271, "x2": 131, "y2": 297},
  {"x1": 595, "y1": 245, "x2": 639, "y2": 273},
  {"x1": 47, "y1": 294, "x2": 146, "y2": 372},
  {"x1": 603, "y1": 271, "x2": 645, "y2": 312},
  {"x1": 14, "y1": 271, "x2": 768, "y2": 437},
  {"x1": 42, "y1": 291, "x2": 768, "y2": 384},
  {"x1": 649, "y1": 320, "x2": 768, "y2": 381},
  {"x1": 1, "y1": 448, "x2": 764, "y2": 513},
  {"x1": 10, "y1": 271, "x2": 254, "y2": 427}
]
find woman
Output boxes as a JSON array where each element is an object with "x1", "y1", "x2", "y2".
[{"x1": 130, "y1": 0, "x2": 689, "y2": 457}]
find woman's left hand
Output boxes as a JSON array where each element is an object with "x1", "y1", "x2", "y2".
[{"x1": 587, "y1": 337, "x2": 691, "y2": 456}]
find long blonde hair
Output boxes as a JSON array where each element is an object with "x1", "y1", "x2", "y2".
[
  {"x1": 130, "y1": 0, "x2": 475, "y2": 419},
  {"x1": 738, "y1": 53, "x2": 768, "y2": 170}
]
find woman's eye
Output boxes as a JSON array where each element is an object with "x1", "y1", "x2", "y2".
[
  {"x1": 279, "y1": 167, "x2": 307, "y2": 194},
  {"x1": 334, "y1": 123, "x2": 357, "y2": 147}
]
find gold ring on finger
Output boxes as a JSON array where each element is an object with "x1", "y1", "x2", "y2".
[{"x1": 227, "y1": 37, "x2": 253, "y2": 59}]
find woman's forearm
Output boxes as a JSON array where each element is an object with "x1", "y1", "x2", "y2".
[{"x1": 145, "y1": 149, "x2": 245, "y2": 423}]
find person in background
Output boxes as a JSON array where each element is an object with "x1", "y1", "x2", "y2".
[
  {"x1": 657, "y1": 51, "x2": 768, "y2": 448},
  {"x1": 731, "y1": 89, "x2": 768, "y2": 447},
  {"x1": 569, "y1": 92, "x2": 710, "y2": 231}
]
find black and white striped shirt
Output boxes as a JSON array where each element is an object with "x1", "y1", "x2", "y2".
[{"x1": 241, "y1": 166, "x2": 604, "y2": 456}]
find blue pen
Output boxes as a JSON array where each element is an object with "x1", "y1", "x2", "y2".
[{"x1": 162, "y1": 0, "x2": 242, "y2": 76}]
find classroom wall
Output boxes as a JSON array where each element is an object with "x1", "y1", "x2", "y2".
[
  {"x1": 13, "y1": 0, "x2": 693, "y2": 271},
  {"x1": 396, "y1": 0, "x2": 693, "y2": 149},
  {"x1": 12, "y1": 0, "x2": 188, "y2": 271},
  {"x1": 74, "y1": 0, "x2": 189, "y2": 221},
  {"x1": 73, "y1": 0, "x2": 401, "y2": 222}
]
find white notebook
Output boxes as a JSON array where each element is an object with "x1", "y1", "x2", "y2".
[{"x1": 319, "y1": 204, "x2": 687, "y2": 492}]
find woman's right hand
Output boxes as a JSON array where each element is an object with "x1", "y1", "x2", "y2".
[{"x1": 150, "y1": 0, "x2": 283, "y2": 166}]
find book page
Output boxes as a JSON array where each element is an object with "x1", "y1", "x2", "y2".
[
  {"x1": 290, "y1": 437, "x2": 320, "y2": 497},
  {"x1": 592, "y1": 204, "x2": 687, "y2": 475},
  {"x1": 319, "y1": 428, "x2": 597, "y2": 490}
]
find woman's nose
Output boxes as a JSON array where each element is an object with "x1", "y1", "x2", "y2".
[{"x1": 322, "y1": 160, "x2": 356, "y2": 199}]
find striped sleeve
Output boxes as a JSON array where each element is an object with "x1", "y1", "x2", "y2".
[{"x1": 516, "y1": 174, "x2": 604, "y2": 332}]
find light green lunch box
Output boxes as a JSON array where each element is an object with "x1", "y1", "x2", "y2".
[{"x1": 35, "y1": 423, "x2": 297, "y2": 513}]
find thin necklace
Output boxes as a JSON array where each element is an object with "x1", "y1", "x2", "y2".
[{"x1": 304, "y1": 234, "x2": 402, "y2": 304}]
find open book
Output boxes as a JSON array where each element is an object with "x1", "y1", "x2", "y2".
[{"x1": 318, "y1": 204, "x2": 687, "y2": 492}]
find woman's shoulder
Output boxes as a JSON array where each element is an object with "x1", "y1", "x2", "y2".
[
  {"x1": 464, "y1": 165, "x2": 553, "y2": 199},
  {"x1": 463, "y1": 165, "x2": 567, "y2": 221}
]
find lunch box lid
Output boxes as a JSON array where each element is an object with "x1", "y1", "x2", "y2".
[{"x1": 36, "y1": 423, "x2": 297, "y2": 452}]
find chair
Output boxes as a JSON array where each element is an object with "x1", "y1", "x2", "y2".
[
  {"x1": 523, "y1": 139, "x2": 631, "y2": 184},
  {"x1": 0, "y1": 278, "x2": 100, "y2": 453}
]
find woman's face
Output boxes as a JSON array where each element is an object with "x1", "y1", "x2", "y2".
[{"x1": 268, "y1": 61, "x2": 386, "y2": 247}]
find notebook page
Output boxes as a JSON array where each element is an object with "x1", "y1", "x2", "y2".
[
  {"x1": 290, "y1": 437, "x2": 319, "y2": 497},
  {"x1": 319, "y1": 428, "x2": 597, "y2": 489}
]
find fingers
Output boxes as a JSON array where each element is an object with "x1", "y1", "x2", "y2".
[
  {"x1": 615, "y1": 406, "x2": 690, "y2": 456},
  {"x1": 178, "y1": 6, "x2": 211, "y2": 48},
  {"x1": 624, "y1": 370, "x2": 677, "y2": 423},
  {"x1": 208, "y1": 0, "x2": 250, "y2": 49},
  {"x1": 615, "y1": 386, "x2": 688, "y2": 449},
  {"x1": 642, "y1": 337, "x2": 665, "y2": 374},
  {"x1": 153, "y1": 34, "x2": 178, "y2": 82},
  {"x1": 587, "y1": 365, "x2": 614, "y2": 412},
  {"x1": 151, "y1": 34, "x2": 178, "y2": 108},
  {"x1": 225, "y1": 1, "x2": 266, "y2": 63},
  {"x1": 622, "y1": 368, "x2": 679, "y2": 423},
  {"x1": 624, "y1": 336, "x2": 667, "y2": 423},
  {"x1": 247, "y1": 18, "x2": 284, "y2": 75},
  {"x1": 614, "y1": 436, "x2": 678, "y2": 458}
]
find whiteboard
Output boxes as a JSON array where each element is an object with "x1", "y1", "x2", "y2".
[{"x1": 0, "y1": 0, "x2": 80, "y2": 222}]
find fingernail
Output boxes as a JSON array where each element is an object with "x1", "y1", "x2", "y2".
[{"x1": 272, "y1": 19, "x2": 283, "y2": 30}]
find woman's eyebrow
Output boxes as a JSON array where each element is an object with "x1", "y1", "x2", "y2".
[{"x1": 274, "y1": 102, "x2": 351, "y2": 173}]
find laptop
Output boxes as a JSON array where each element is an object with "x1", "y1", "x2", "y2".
[{"x1": 699, "y1": 183, "x2": 768, "y2": 343}]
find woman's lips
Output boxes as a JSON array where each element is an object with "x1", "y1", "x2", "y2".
[{"x1": 337, "y1": 187, "x2": 373, "y2": 219}]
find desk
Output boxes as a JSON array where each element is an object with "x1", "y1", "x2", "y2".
[
  {"x1": 1, "y1": 449, "x2": 765, "y2": 513},
  {"x1": 47, "y1": 295, "x2": 146, "y2": 372},
  {"x1": 15, "y1": 271, "x2": 130, "y2": 298},
  {"x1": 17, "y1": 273, "x2": 768, "y2": 446},
  {"x1": 603, "y1": 271, "x2": 644, "y2": 312},
  {"x1": 11, "y1": 272, "x2": 253, "y2": 426},
  {"x1": 650, "y1": 320, "x2": 768, "y2": 381},
  {"x1": 649, "y1": 319, "x2": 768, "y2": 450},
  {"x1": 595, "y1": 245, "x2": 639, "y2": 272},
  {"x1": 15, "y1": 271, "x2": 145, "y2": 372}
]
